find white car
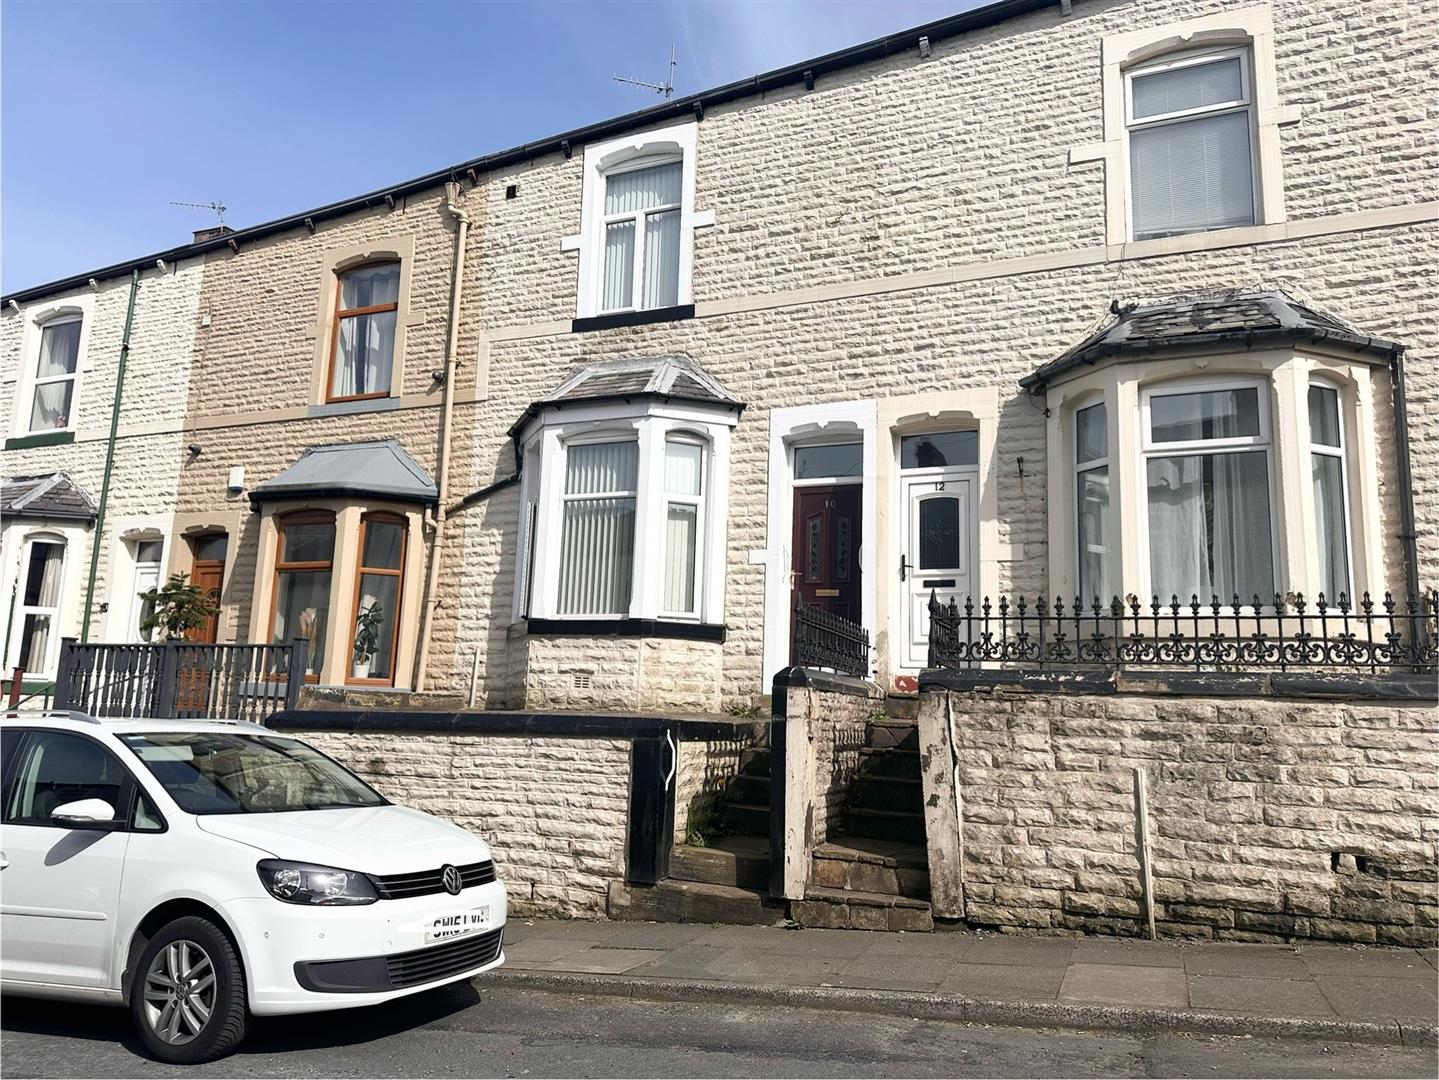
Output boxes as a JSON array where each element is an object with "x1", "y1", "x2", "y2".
[{"x1": 0, "y1": 712, "x2": 507, "y2": 1064}]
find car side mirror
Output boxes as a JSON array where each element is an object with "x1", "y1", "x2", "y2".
[{"x1": 50, "y1": 798, "x2": 122, "y2": 831}]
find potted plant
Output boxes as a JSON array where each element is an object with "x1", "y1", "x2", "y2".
[
  {"x1": 139, "y1": 573, "x2": 219, "y2": 642},
  {"x1": 351, "y1": 601, "x2": 384, "y2": 679}
]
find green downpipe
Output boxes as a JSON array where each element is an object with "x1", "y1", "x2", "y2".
[{"x1": 80, "y1": 268, "x2": 140, "y2": 643}]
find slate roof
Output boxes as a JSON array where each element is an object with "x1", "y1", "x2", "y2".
[
  {"x1": 511, "y1": 356, "x2": 743, "y2": 437},
  {"x1": 249, "y1": 440, "x2": 437, "y2": 509},
  {"x1": 1021, "y1": 289, "x2": 1404, "y2": 390},
  {"x1": 1, "y1": 473, "x2": 97, "y2": 522}
]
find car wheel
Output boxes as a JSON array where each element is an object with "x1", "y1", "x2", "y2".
[{"x1": 131, "y1": 915, "x2": 247, "y2": 1064}]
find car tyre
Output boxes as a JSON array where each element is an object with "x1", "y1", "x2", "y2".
[{"x1": 131, "y1": 915, "x2": 248, "y2": 1064}]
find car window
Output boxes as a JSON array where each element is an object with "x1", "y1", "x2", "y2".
[
  {"x1": 119, "y1": 731, "x2": 386, "y2": 815},
  {"x1": 131, "y1": 789, "x2": 165, "y2": 832},
  {"x1": 1, "y1": 728, "x2": 24, "y2": 808},
  {"x1": 4, "y1": 730, "x2": 128, "y2": 826}
]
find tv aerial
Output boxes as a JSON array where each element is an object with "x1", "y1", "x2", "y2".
[
  {"x1": 171, "y1": 200, "x2": 228, "y2": 227},
  {"x1": 614, "y1": 45, "x2": 678, "y2": 99}
]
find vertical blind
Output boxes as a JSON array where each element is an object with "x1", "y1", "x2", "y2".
[
  {"x1": 602, "y1": 161, "x2": 682, "y2": 312},
  {"x1": 663, "y1": 441, "x2": 703, "y2": 613},
  {"x1": 1130, "y1": 57, "x2": 1253, "y2": 241},
  {"x1": 1308, "y1": 386, "x2": 1349, "y2": 599},
  {"x1": 559, "y1": 442, "x2": 638, "y2": 615}
]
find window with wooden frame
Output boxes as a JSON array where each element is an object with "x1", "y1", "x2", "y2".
[
  {"x1": 268, "y1": 512, "x2": 336, "y2": 681},
  {"x1": 328, "y1": 263, "x2": 400, "y2": 402},
  {"x1": 347, "y1": 513, "x2": 407, "y2": 685}
]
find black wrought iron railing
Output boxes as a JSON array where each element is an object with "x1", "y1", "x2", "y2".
[
  {"x1": 53, "y1": 637, "x2": 308, "y2": 722},
  {"x1": 927, "y1": 591, "x2": 1439, "y2": 674},
  {"x1": 793, "y1": 598, "x2": 871, "y2": 678}
]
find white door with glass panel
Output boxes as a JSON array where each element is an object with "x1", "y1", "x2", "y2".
[{"x1": 897, "y1": 430, "x2": 979, "y2": 671}]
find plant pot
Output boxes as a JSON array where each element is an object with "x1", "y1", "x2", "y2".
[{"x1": 352, "y1": 658, "x2": 372, "y2": 680}]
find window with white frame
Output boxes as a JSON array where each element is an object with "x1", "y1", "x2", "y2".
[
  {"x1": 662, "y1": 437, "x2": 704, "y2": 615},
  {"x1": 28, "y1": 317, "x2": 83, "y2": 432},
  {"x1": 1074, "y1": 402, "x2": 1110, "y2": 604},
  {"x1": 1142, "y1": 380, "x2": 1275, "y2": 603},
  {"x1": 576, "y1": 123, "x2": 697, "y2": 320},
  {"x1": 14, "y1": 536, "x2": 65, "y2": 675},
  {"x1": 601, "y1": 161, "x2": 682, "y2": 313},
  {"x1": 1308, "y1": 382, "x2": 1352, "y2": 602},
  {"x1": 558, "y1": 439, "x2": 639, "y2": 615},
  {"x1": 1126, "y1": 48, "x2": 1257, "y2": 241}
]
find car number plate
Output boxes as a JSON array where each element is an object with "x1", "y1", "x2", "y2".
[{"x1": 425, "y1": 906, "x2": 491, "y2": 943}]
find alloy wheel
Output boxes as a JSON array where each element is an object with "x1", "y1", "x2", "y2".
[{"x1": 141, "y1": 939, "x2": 217, "y2": 1045}]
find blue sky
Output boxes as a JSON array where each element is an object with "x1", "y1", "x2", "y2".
[{"x1": 1, "y1": 0, "x2": 982, "y2": 294}]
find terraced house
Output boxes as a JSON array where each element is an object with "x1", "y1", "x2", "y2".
[{"x1": 3, "y1": 0, "x2": 1435, "y2": 939}]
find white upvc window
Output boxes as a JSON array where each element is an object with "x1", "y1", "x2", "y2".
[
  {"x1": 129, "y1": 539, "x2": 165, "y2": 642},
  {"x1": 1073, "y1": 401, "x2": 1110, "y2": 605},
  {"x1": 662, "y1": 437, "x2": 705, "y2": 616},
  {"x1": 1140, "y1": 378, "x2": 1277, "y2": 605},
  {"x1": 557, "y1": 438, "x2": 640, "y2": 616},
  {"x1": 12, "y1": 535, "x2": 67, "y2": 677},
  {"x1": 1126, "y1": 47, "x2": 1258, "y2": 241},
  {"x1": 27, "y1": 316, "x2": 83, "y2": 433},
  {"x1": 574, "y1": 122, "x2": 699, "y2": 319},
  {"x1": 1308, "y1": 380, "x2": 1353, "y2": 603}
]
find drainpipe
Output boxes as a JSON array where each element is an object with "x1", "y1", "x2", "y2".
[
  {"x1": 1389, "y1": 345, "x2": 1422, "y2": 607},
  {"x1": 80, "y1": 268, "x2": 140, "y2": 642},
  {"x1": 413, "y1": 184, "x2": 469, "y2": 691}
]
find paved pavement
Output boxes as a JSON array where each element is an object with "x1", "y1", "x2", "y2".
[
  {"x1": 3, "y1": 982, "x2": 1436, "y2": 1078},
  {"x1": 499, "y1": 919, "x2": 1439, "y2": 1043}
]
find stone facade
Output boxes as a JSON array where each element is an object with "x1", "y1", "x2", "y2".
[
  {"x1": 297, "y1": 729, "x2": 630, "y2": 917},
  {"x1": 919, "y1": 685, "x2": 1438, "y2": 945}
]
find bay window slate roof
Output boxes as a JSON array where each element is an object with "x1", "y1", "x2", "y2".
[
  {"x1": 249, "y1": 440, "x2": 437, "y2": 510},
  {"x1": 1021, "y1": 289, "x2": 1404, "y2": 390},
  {"x1": 1, "y1": 472, "x2": 96, "y2": 522},
  {"x1": 511, "y1": 356, "x2": 743, "y2": 436}
]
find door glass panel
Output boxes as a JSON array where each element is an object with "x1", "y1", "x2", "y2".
[
  {"x1": 834, "y1": 515, "x2": 852, "y2": 583},
  {"x1": 190, "y1": 534, "x2": 228, "y2": 562},
  {"x1": 806, "y1": 516, "x2": 823, "y2": 582},
  {"x1": 900, "y1": 431, "x2": 977, "y2": 469},
  {"x1": 918, "y1": 497, "x2": 960, "y2": 570},
  {"x1": 794, "y1": 443, "x2": 862, "y2": 480}
]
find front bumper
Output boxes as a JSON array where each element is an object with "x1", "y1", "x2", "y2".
[{"x1": 226, "y1": 878, "x2": 507, "y2": 1015}]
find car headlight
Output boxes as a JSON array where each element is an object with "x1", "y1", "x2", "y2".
[{"x1": 256, "y1": 859, "x2": 378, "y2": 906}]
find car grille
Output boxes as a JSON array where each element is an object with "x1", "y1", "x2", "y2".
[
  {"x1": 370, "y1": 860, "x2": 496, "y2": 900},
  {"x1": 385, "y1": 927, "x2": 504, "y2": 989}
]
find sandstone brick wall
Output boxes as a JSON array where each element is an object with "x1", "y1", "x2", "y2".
[
  {"x1": 297, "y1": 729, "x2": 629, "y2": 917},
  {"x1": 516, "y1": 633, "x2": 724, "y2": 712},
  {"x1": 922, "y1": 687, "x2": 1438, "y2": 945}
]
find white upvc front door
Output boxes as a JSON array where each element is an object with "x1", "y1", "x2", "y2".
[{"x1": 900, "y1": 470, "x2": 976, "y2": 670}]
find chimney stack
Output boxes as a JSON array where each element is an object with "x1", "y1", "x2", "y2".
[{"x1": 192, "y1": 224, "x2": 235, "y2": 245}]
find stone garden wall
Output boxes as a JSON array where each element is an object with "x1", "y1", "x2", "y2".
[{"x1": 919, "y1": 682, "x2": 1438, "y2": 944}]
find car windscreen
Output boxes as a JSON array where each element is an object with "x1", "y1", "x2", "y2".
[{"x1": 118, "y1": 731, "x2": 387, "y2": 815}]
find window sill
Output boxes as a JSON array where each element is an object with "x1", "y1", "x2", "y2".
[
  {"x1": 525, "y1": 617, "x2": 725, "y2": 642},
  {"x1": 6, "y1": 430, "x2": 76, "y2": 450},
  {"x1": 307, "y1": 397, "x2": 401, "y2": 419},
  {"x1": 571, "y1": 304, "x2": 695, "y2": 334}
]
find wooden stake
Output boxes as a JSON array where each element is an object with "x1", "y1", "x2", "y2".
[{"x1": 1134, "y1": 766, "x2": 1157, "y2": 940}]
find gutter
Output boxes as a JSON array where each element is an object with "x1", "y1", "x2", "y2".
[
  {"x1": 80, "y1": 268, "x2": 139, "y2": 642},
  {"x1": 413, "y1": 184, "x2": 470, "y2": 693},
  {"x1": 2, "y1": 0, "x2": 1056, "y2": 306}
]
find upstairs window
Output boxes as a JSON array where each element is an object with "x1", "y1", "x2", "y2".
[
  {"x1": 1143, "y1": 381, "x2": 1275, "y2": 603},
  {"x1": 1127, "y1": 49, "x2": 1256, "y2": 240},
  {"x1": 1074, "y1": 403, "x2": 1111, "y2": 604},
  {"x1": 329, "y1": 263, "x2": 399, "y2": 402},
  {"x1": 602, "y1": 161, "x2": 682, "y2": 313},
  {"x1": 29, "y1": 317, "x2": 82, "y2": 431},
  {"x1": 1309, "y1": 382, "x2": 1352, "y2": 601}
]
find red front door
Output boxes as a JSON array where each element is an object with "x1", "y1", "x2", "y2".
[{"x1": 790, "y1": 485, "x2": 861, "y2": 662}]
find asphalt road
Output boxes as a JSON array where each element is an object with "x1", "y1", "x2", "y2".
[{"x1": 2, "y1": 983, "x2": 1435, "y2": 1079}]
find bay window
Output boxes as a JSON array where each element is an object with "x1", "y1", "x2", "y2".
[
  {"x1": 14, "y1": 537, "x2": 65, "y2": 675},
  {"x1": 349, "y1": 514, "x2": 406, "y2": 683},
  {"x1": 663, "y1": 439, "x2": 704, "y2": 616},
  {"x1": 1127, "y1": 48, "x2": 1257, "y2": 240},
  {"x1": 329, "y1": 263, "x2": 399, "y2": 402},
  {"x1": 1074, "y1": 402, "x2": 1110, "y2": 605},
  {"x1": 558, "y1": 440, "x2": 639, "y2": 616},
  {"x1": 269, "y1": 512, "x2": 335, "y2": 680},
  {"x1": 1143, "y1": 381, "x2": 1275, "y2": 603},
  {"x1": 29, "y1": 317, "x2": 82, "y2": 432},
  {"x1": 1308, "y1": 382, "x2": 1352, "y2": 602}
]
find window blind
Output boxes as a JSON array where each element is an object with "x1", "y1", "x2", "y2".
[{"x1": 1131, "y1": 110, "x2": 1255, "y2": 239}]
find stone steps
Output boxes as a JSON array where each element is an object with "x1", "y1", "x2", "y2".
[
  {"x1": 720, "y1": 801, "x2": 771, "y2": 836},
  {"x1": 723, "y1": 773, "x2": 772, "y2": 806},
  {"x1": 811, "y1": 837, "x2": 930, "y2": 900},
  {"x1": 738, "y1": 747, "x2": 772, "y2": 776},
  {"x1": 608, "y1": 879, "x2": 786, "y2": 926},
  {"x1": 866, "y1": 719, "x2": 920, "y2": 751},
  {"x1": 857, "y1": 746, "x2": 922, "y2": 780},
  {"x1": 845, "y1": 774, "x2": 924, "y2": 813},
  {"x1": 792, "y1": 884, "x2": 933, "y2": 932},
  {"x1": 841, "y1": 805, "x2": 927, "y2": 843},
  {"x1": 669, "y1": 840, "x2": 769, "y2": 891}
]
